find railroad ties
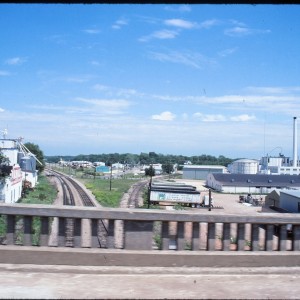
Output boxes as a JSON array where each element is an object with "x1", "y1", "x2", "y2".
[{"x1": 48, "y1": 169, "x2": 108, "y2": 248}]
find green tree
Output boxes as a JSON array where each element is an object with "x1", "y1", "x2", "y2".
[
  {"x1": 0, "y1": 151, "x2": 11, "y2": 178},
  {"x1": 24, "y1": 142, "x2": 45, "y2": 173},
  {"x1": 145, "y1": 165, "x2": 155, "y2": 177},
  {"x1": 162, "y1": 163, "x2": 174, "y2": 174},
  {"x1": 139, "y1": 152, "x2": 150, "y2": 164}
]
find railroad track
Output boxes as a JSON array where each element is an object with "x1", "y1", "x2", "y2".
[
  {"x1": 47, "y1": 169, "x2": 108, "y2": 247},
  {"x1": 127, "y1": 180, "x2": 148, "y2": 208}
]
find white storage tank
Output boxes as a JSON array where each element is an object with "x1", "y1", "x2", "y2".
[{"x1": 228, "y1": 159, "x2": 259, "y2": 174}]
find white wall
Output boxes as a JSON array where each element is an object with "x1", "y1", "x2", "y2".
[
  {"x1": 280, "y1": 192, "x2": 300, "y2": 213},
  {"x1": 0, "y1": 165, "x2": 22, "y2": 203}
]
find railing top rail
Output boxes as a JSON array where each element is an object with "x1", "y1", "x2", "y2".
[{"x1": 1, "y1": 203, "x2": 300, "y2": 224}]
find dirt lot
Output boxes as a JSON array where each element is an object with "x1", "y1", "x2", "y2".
[{"x1": 172, "y1": 179, "x2": 263, "y2": 215}]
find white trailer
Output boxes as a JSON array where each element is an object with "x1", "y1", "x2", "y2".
[{"x1": 150, "y1": 190, "x2": 201, "y2": 207}]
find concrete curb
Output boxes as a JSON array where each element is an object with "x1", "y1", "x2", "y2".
[{"x1": 1, "y1": 246, "x2": 300, "y2": 267}]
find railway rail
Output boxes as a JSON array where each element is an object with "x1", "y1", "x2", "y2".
[
  {"x1": 46, "y1": 168, "x2": 108, "y2": 247},
  {"x1": 127, "y1": 180, "x2": 148, "y2": 208}
]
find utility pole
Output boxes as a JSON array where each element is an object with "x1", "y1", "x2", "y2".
[
  {"x1": 109, "y1": 163, "x2": 112, "y2": 191},
  {"x1": 147, "y1": 174, "x2": 153, "y2": 209},
  {"x1": 208, "y1": 189, "x2": 212, "y2": 211}
]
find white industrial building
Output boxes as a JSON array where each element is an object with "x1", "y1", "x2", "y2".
[
  {"x1": 0, "y1": 139, "x2": 23, "y2": 203},
  {"x1": 259, "y1": 117, "x2": 300, "y2": 175},
  {"x1": 227, "y1": 159, "x2": 259, "y2": 174},
  {"x1": 206, "y1": 173, "x2": 300, "y2": 194},
  {"x1": 0, "y1": 137, "x2": 39, "y2": 203},
  {"x1": 225, "y1": 117, "x2": 300, "y2": 176},
  {"x1": 183, "y1": 165, "x2": 227, "y2": 180}
]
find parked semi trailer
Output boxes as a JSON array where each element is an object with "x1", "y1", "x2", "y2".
[{"x1": 149, "y1": 181, "x2": 202, "y2": 207}]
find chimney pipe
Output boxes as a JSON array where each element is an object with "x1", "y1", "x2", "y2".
[{"x1": 293, "y1": 117, "x2": 298, "y2": 167}]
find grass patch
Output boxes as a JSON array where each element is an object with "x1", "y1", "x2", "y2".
[
  {"x1": 0, "y1": 175, "x2": 57, "y2": 245},
  {"x1": 82, "y1": 177, "x2": 140, "y2": 207},
  {"x1": 20, "y1": 175, "x2": 57, "y2": 205}
]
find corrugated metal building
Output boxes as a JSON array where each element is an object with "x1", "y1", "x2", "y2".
[
  {"x1": 183, "y1": 165, "x2": 227, "y2": 180},
  {"x1": 278, "y1": 190, "x2": 300, "y2": 213},
  {"x1": 206, "y1": 173, "x2": 300, "y2": 194}
]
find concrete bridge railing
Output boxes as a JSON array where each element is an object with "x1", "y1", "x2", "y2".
[{"x1": 1, "y1": 203, "x2": 300, "y2": 252}]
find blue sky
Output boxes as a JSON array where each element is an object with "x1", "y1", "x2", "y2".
[{"x1": 1, "y1": 4, "x2": 300, "y2": 159}]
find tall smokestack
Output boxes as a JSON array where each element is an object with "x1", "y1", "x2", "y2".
[{"x1": 293, "y1": 117, "x2": 298, "y2": 167}]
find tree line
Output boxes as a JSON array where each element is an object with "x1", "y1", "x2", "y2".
[{"x1": 45, "y1": 152, "x2": 235, "y2": 167}]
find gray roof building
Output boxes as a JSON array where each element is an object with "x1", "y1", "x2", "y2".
[
  {"x1": 206, "y1": 173, "x2": 300, "y2": 194},
  {"x1": 183, "y1": 165, "x2": 226, "y2": 180}
]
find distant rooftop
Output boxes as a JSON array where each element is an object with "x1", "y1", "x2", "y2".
[
  {"x1": 211, "y1": 173, "x2": 300, "y2": 187},
  {"x1": 183, "y1": 165, "x2": 226, "y2": 169}
]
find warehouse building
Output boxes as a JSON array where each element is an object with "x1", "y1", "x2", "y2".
[
  {"x1": 183, "y1": 165, "x2": 227, "y2": 180},
  {"x1": 277, "y1": 190, "x2": 300, "y2": 213},
  {"x1": 206, "y1": 173, "x2": 300, "y2": 194}
]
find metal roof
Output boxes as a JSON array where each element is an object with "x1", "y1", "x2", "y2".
[
  {"x1": 280, "y1": 190, "x2": 300, "y2": 198},
  {"x1": 210, "y1": 173, "x2": 300, "y2": 187},
  {"x1": 183, "y1": 165, "x2": 226, "y2": 170},
  {"x1": 232, "y1": 159, "x2": 259, "y2": 163}
]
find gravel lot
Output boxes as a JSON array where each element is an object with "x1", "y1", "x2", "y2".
[{"x1": 171, "y1": 179, "x2": 264, "y2": 215}]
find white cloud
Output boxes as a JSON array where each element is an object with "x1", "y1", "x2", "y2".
[
  {"x1": 139, "y1": 30, "x2": 179, "y2": 42},
  {"x1": 224, "y1": 26, "x2": 271, "y2": 37},
  {"x1": 152, "y1": 30, "x2": 179, "y2": 39},
  {"x1": 229, "y1": 19, "x2": 246, "y2": 27},
  {"x1": 224, "y1": 26, "x2": 251, "y2": 37},
  {"x1": 193, "y1": 113, "x2": 226, "y2": 122},
  {"x1": 230, "y1": 114, "x2": 256, "y2": 122},
  {"x1": 5, "y1": 57, "x2": 27, "y2": 65},
  {"x1": 93, "y1": 84, "x2": 140, "y2": 98},
  {"x1": 218, "y1": 47, "x2": 238, "y2": 57},
  {"x1": 82, "y1": 28, "x2": 101, "y2": 34},
  {"x1": 148, "y1": 50, "x2": 216, "y2": 69},
  {"x1": 112, "y1": 19, "x2": 128, "y2": 30},
  {"x1": 199, "y1": 19, "x2": 220, "y2": 29},
  {"x1": 76, "y1": 98, "x2": 131, "y2": 115},
  {"x1": 90, "y1": 60, "x2": 102, "y2": 66},
  {"x1": 152, "y1": 111, "x2": 176, "y2": 121},
  {"x1": 0, "y1": 70, "x2": 10, "y2": 76},
  {"x1": 93, "y1": 84, "x2": 110, "y2": 91},
  {"x1": 193, "y1": 112, "x2": 255, "y2": 122},
  {"x1": 164, "y1": 5, "x2": 191, "y2": 12},
  {"x1": 0, "y1": 108, "x2": 4, "y2": 112},
  {"x1": 164, "y1": 18, "x2": 197, "y2": 29},
  {"x1": 245, "y1": 86, "x2": 296, "y2": 94},
  {"x1": 116, "y1": 88, "x2": 139, "y2": 97}
]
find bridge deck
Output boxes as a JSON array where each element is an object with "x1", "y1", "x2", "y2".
[
  {"x1": 1, "y1": 263, "x2": 300, "y2": 299},
  {"x1": 1, "y1": 246, "x2": 300, "y2": 299}
]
